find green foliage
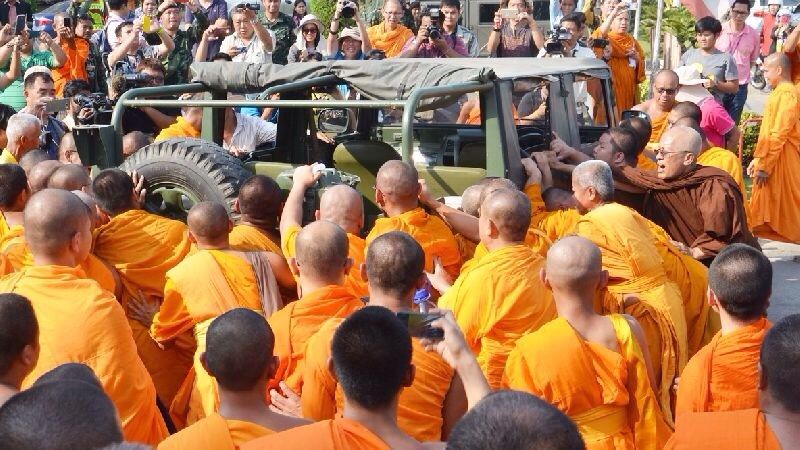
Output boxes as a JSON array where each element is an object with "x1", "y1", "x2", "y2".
[
  {"x1": 637, "y1": 0, "x2": 697, "y2": 57},
  {"x1": 740, "y1": 111, "x2": 762, "y2": 168},
  {"x1": 310, "y1": 0, "x2": 380, "y2": 34}
]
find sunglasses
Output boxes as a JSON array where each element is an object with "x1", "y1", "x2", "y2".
[
  {"x1": 656, "y1": 87, "x2": 677, "y2": 95},
  {"x1": 302, "y1": 27, "x2": 317, "y2": 33}
]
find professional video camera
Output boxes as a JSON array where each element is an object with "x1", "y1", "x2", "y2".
[
  {"x1": 234, "y1": 1, "x2": 261, "y2": 10},
  {"x1": 427, "y1": 8, "x2": 445, "y2": 40},
  {"x1": 73, "y1": 93, "x2": 113, "y2": 125},
  {"x1": 544, "y1": 26, "x2": 570, "y2": 55}
]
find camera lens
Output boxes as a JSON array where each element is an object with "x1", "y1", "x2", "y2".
[{"x1": 341, "y1": 4, "x2": 355, "y2": 18}]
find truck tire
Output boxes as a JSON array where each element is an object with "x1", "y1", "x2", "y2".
[{"x1": 119, "y1": 138, "x2": 251, "y2": 219}]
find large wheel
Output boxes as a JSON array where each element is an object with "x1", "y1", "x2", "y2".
[{"x1": 119, "y1": 138, "x2": 251, "y2": 221}]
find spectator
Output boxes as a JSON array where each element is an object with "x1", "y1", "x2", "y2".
[
  {"x1": 159, "y1": 0, "x2": 209, "y2": 86},
  {"x1": 134, "y1": 0, "x2": 159, "y2": 19},
  {"x1": 487, "y1": 0, "x2": 545, "y2": 57},
  {"x1": 591, "y1": 2, "x2": 643, "y2": 115},
  {"x1": 287, "y1": 14, "x2": 325, "y2": 63},
  {"x1": 0, "y1": 103, "x2": 15, "y2": 150},
  {"x1": 185, "y1": 0, "x2": 228, "y2": 61},
  {"x1": 410, "y1": 1, "x2": 422, "y2": 31},
  {"x1": 679, "y1": 16, "x2": 739, "y2": 105},
  {"x1": 673, "y1": 66, "x2": 738, "y2": 150},
  {"x1": 292, "y1": 0, "x2": 306, "y2": 28},
  {"x1": 74, "y1": 15, "x2": 106, "y2": 94},
  {"x1": 0, "y1": 0, "x2": 32, "y2": 27},
  {"x1": 259, "y1": 0, "x2": 295, "y2": 65},
  {"x1": 716, "y1": 0, "x2": 759, "y2": 123},
  {"x1": 68, "y1": 0, "x2": 108, "y2": 30},
  {"x1": 760, "y1": 0, "x2": 781, "y2": 56},
  {"x1": 118, "y1": 58, "x2": 178, "y2": 135},
  {"x1": 20, "y1": 71, "x2": 67, "y2": 159},
  {"x1": 62, "y1": 79, "x2": 92, "y2": 130},
  {"x1": 0, "y1": 30, "x2": 66, "y2": 111},
  {"x1": 539, "y1": 12, "x2": 594, "y2": 57},
  {"x1": 367, "y1": 0, "x2": 414, "y2": 58},
  {"x1": 211, "y1": 51, "x2": 232, "y2": 61},
  {"x1": 106, "y1": 20, "x2": 174, "y2": 80},
  {"x1": 222, "y1": 107, "x2": 277, "y2": 156},
  {"x1": 549, "y1": 0, "x2": 581, "y2": 30},
  {"x1": 0, "y1": 112, "x2": 40, "y2": 164},
  {"x1": 440, "y1": 0, "x2": 478, "y2": 57},
  {"x1": 398, "y1": 8, "x2": 468, "y2": 58},
  {"x1": 51, "y1": 13, "x2": 90, "y2": 97},
  {"x1": 328, "y1": 1, "x2": 371, "y2": 59},
  {"x1": 771, "y1": 10, "x2": 791, "y2": 53},
  {"x1": 106, "y1": 0, "x2": 133, "y2": 50},
  {"x1": 0, "y1": 27, "x2": 21, "y2": 91}
]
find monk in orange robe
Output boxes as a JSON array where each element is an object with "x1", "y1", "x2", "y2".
[
  {"x1": 91, "y1": 169, "x2": 194, "y2": 408},
  {"x1": 140, "y1": 202, "x2": 294, "y2": 429},
  {"x1": 504, "y1": 236, "x2": 671, "y2": 449},
  {"x1": 748, "y1": 53, "x2": 800, "y2": 244},
  {"x1": 0, "y1": 293, "x2": 39, "y2": 407},
  {"x1": 571, "y1": 160, "x2": 688, "y2": 423},
  {"x1": 301, "y1": 232, "x2": 465, "y2": 442},
  {"x1": 666, "y1": 314, "x2": 800, "y2": 449},
  {"x1": 366, "y1": 0, "x2": 414, "y2": 57},
  {"x1": 230, "y1": 175, "x2": 283, "y2": 254},
  {"x1": 26, "y1": 160, "x2": 62, "y2": 193},
  {"x1": 0, "y1": 189, "x2": 168, "y2": 444},
  {"x1": 268, "y1": 220, "x2": 364, "y2": 394},
  {"x1": 280, "y1": 166, "x2": 367, "y2": 298},
  {"x1": 633, "y1": 70, "x2": 679, "y2": 145},
  {"x1": 47, "y1": 164, "x2": 92, "y2": 192},
  {"x1": 592, "y1": 3, "x2": 645, "y2": 118},
  {"x1": 158, "y1": 309, "x2": 309, "y2": 449},
  {"x1": 676, "y1": 245, "x2": 772, "y2": 416},
  {"x1": 435, "y1": 188, "x2": 557, "y2": 389}
]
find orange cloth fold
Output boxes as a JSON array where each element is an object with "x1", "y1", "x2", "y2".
[
  {"x1": 158, "y1": 412, "x2": 273, "y2": 450},
  {"x1": 230, "y1": 224, "x2": 282, "y2": 254},
  {"x1": 52, "y1": 38, "x2": 89, "y2": 96},
  {"x1": 155, "y1": 117, "x2": 201, "y2": 141},
  {"x1": 366, "y1": 23, "x2": 414, "y2": 58},
  {"x1": 698, "y1": 147, "x2": 746, "y2": 195},
  {"x1": 242, "y1": 418, "x2": 391, "y2": 450},
  {"x1": 649, "y1": 112, "x2": 669, "y2": 144},
  {"x1": 592, "y1": 31, "x2": 645, "y2": 116},
  {"x1": 665, "y1": 409, "x2": 780, "y2": 449},
  {"x1": 637, "y1": 153, "x2": 658, "y2": 171}
]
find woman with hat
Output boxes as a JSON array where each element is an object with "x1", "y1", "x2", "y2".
[
  {"x1": 287, "y1": 14, "x2": 326, "y2": 63},
  {"x1": 327, "y1": 0, "x2": 371, "y2": 59}
]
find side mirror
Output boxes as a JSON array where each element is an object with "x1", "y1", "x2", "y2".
[
  {"x1": 621, "y1": 109, "x2": 650, "y2": 122},
  {"x1": 317, "y1": 108, "x2": 350, "y2": 134}
]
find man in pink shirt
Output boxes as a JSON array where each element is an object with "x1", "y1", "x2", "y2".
[{"x1": 716, "y1": 0, "x2": 760, "y2": 123}]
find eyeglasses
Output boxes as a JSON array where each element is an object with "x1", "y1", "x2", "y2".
[
  {"x1": 383, "y1": 10, "x2": 403, "y2": 16},
  {"x1": 302, "y1": 27, "x2": 317, "y2": 33},
  {"x1": 656, "y1": 87, "x2": 677, "y2": 95},
  {"x1": 655, "y1": 147, "x2": 687, "y2": 157},
  {"x1": 730, "y1": 9, "x2": 749, "y2": 15}
]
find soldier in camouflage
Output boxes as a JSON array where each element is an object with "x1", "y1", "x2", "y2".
[
  {"x1": 258, "y1": 0, "x2": 295, "y2": 64},
  {"x1": 159, "y1": 0, "x2": 209, "y2": 85}
]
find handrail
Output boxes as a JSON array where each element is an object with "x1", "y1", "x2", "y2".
[
  {"x1": 111, "y1": 83, "x2": 207, "y2": 135},
  {"x1": 121, "y1": 99, "x2": 408, "y2": 108},
  {"x1": 260, "y1": 75, "x2": 341, "y2": 98}
]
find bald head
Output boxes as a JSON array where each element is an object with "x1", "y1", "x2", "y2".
[
  {"x1": 237, "y1": 175, "x2": 282, "y2": 225},
  {"x1": 0, "y1": 164, "x2": 28, "y2": 210},
  {"x1": 545, "y1": 236, "x2": 604, "y2": 296},
  {"x1": 661, "y1": 125, "x2": 702, "y2": 156},
  {"x1": 23, "y1": 189, "x2": 90, "y2": 259},
  {"x1": 366, "y1": 231, "x2": 425, "y2": 299},
  {"x1": 672, "y1": 117, "x2": 707, "y2": 143},
  {"x1": 376, "y1": 161, "x2": 420, "y2": 206},
  {"x1": 654, "y1": 69, "x2": 679, "y2": 88},
  {"x1": 477, "y1": 177, "x2": 518, "y2": 208},
  {"x1": 480, "y1": 188, "x2": 531, "y2": 242},
  {"x1": 460, "y1": 184, "x2": 484, "y2": 217},
  {"x1": 764, "y1": 52, "x2": 793, "y2": 86},
  {"x1": 58, "y1": 133, "x2": 81, "y2": 165},
  {"x1": 71, "y1": 190, "x2": 100, "y2": 228},
  {"x1": 28, "y1": 160, "x2": 63, "y2": 193},
  {"x1": 619, "y1": 117, "x2": 652, "y2": 153},
  {"x1": 319, "y1": 185, "x2": 364, "y2": 234},
  {"x1": 294, "y1": 220, "x2": 350, "y2": 283},
  {"x1": 48, "y1": 164, "x2": 91, "y2": 192},
  {"x1": 542, "y1": 187, "x2": 576, "y2": 211},
  {"x1": 765, "y1": 51, "x2": 791, "y2": 72},
  {"x1": 18, "y1": 150, "x2": 49, "y2": 176},
  {"x1": 668, "y1": 101, "x2": 701, "y2": 124},
  {"x1": 188, "y1": 202, "x2": 231, "y2": 244}
]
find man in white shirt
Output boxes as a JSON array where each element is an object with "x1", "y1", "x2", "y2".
[
  {"x1": 222, "y1": 108, "x2": 277, "y2": 156},
  {"x1": 220, "y1": 6, "x2": 275, "y2": 63}
]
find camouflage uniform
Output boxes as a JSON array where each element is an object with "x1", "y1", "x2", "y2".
[
  {"x1": 258, "y1": 11, "x2": 294, "y2": 65},
  {"x1": 164, "y1": 10, "x2": 209, "y2": 86}
]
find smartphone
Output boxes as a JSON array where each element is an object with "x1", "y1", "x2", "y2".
[
  {"x1": 28, "y1": 30, "x2": 40, "y2": 39},
  {"x1": 63, "y1": 16, "x2": 73, "y2": 28},
  {"x1": 592, "y1": 38, "x2": 609, "y2": 49},
  {"x1": 141, "y1": 15, "x2": 151, "y2": 32},
  {"x1": 499, "y1": 7, "x2": 518, "y2": 19},
  {"x1": 45, "y1": 98, "x2": 70, "y2": 115},
  {"x1": 14, "y1": 15, "x2": 26, "y2": 35},
  {"x1": 396, "y1": 311, "x2": 444, "y2": 340},
  {"x1": 620, "y1": 109, "x2": 650, "y2": 122}
]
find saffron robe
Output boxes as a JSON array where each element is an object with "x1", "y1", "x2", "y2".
[
  {"x1": 366, "y1": 23, "x2": 414, "y2": 58},
  {"x1": 665, "y1": 409, "x2": 780, "y2": 449},
  {"x1": 592, "y1": 30, "x2": 645, "y2": 116},
  {"x1": 242, "y1": 418, "x2": 393, "y2": 450},
  {"x1": 155, "y1": 117, "x2": 200, "y2": 141},
  {"x1": 229, "y1": 223, "x2": 282, "y2": 254},
  {"x1": 157, "y1": 413, "x2": 272, "y2": 450}
]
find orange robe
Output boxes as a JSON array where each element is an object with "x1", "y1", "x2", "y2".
[
  {"x1": 749, "y1": 81, "x2": 800, "y2": 243},
  {"x1": 155, "y1": 117, "x2": 200, "y2": 141},
  {"x1": 439, "y1": 243, "x2": 556, "y2": 389},
  {"x1": 282, "y1": 224, "x2": 367, "y2": 298},
  {"x1": 637, "y1": 153, "x2": 658, "y2": 171},
  {"x1": 267, "y1": 284, "x2": 363, "y2": 392},
  {"x1": 366, "y1": 207, "x2": 462, "y2": 279},
  {"x1": 523, "y1": 184, "x2": 580, "y2": 257},
  {"x1": 665, "y1": 409, "x2": 780, "y2": 449},
  {"x1": 242, "y1": 418, "x2": 392, "y2": 450},
  {"x1": 503, "y1": 315, "x2": 671, "y2": 449},
  {"x1": 157, "y1": 413, "x2": 272, "y2": 450},
  {"x1": 0, "y1": 265, "x2": 168, "y2": 445},
  {"x1": 301, "y1": 317, "x2": 455, "y2": 442},
  {"x1": 366, "y1": 23, "x2": 413, "y2": 58},
  {"x1": 592, "y1": 30, "x2": 645, "y2": 117},
  {"x1": 575, "y1": 203, "x2": 688, "y2": 423},
  {"x1": 648, "y1": 112, "x2": 670, "y2": 144},
  {"x1": 698, "y1": 147, "x2": 746, "y2": 195},
  {"x1": 52, "y1": 38, "x2": 90, "y2": 96},
  {"x1": 93, "y1": 209, "x2": 194, "y2": 407},
  {"x1": 229, "y1": 223, "x2": 282, "y2": 254},
  {"x1": 151, "y1": 250, "x2": 270, "y2": 428},
  {"x1": 675, "y1": 318, "x2": 770, "y2": 416}
]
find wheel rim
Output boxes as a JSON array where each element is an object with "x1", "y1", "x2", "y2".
[{"x1": 145, "y1": 182, "x2": 204, "y2": 221}]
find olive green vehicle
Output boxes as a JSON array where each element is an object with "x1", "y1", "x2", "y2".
[{"x1": 75, "y1": 57, "x2": 615, "y2": 223}]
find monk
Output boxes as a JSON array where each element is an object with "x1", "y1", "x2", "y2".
[
  {"x1": 672, "y1": 117, "x2": 746, "y2": 196},
  {"x1": 27, "y1": 160, "x2": 62, "y2": 194},
  {"x1": 46, "y1": 163, "x2": 92, "y2": 192},
  {"x1": 367, "y1": 160, "x2": 462, "y2": 279},
  {"x1": 666, "y1": 314, "x2": 800, "y2": 449},
  {"x1": 158, "y1": 309, "x2": 309, "y2": 449},
  {"x1": 268, "y1": 220, "x2": 364, "y2": 394},
  {"x1": 230, "y1": 175, "x2": 283, "y2": 254},
  {"x1": 676, "y1": 245, "x2": 772, "y2": 415},
  {"x1": 300, "y1": 232, "x2": 465, "y2": 441},
  {"x1": 453, "y1": 184, "x2": 482, "y2": 261},
  {"x1": 571, "y1": 160, "x2": 688, "y2": 422},
  {"x1": 617, "y1": 126, "x2": 758, "y2": 264},
  {"x1": 92, "y1": 169, "x2": 194, "y2": 408},
  {"x1": 366, "y1": 0, "x2": 414, "y2": 57},
  {"x1": 748, "y1": 52, "x2": 800, "y2": 243},
  {"x1": 592, "y1": 1, "x2": 645, "y2": 116},
  {"x1": 0, "y1": 293, "x2": 38, "y2": 407},
  {"x1": 280, "y1": 165, "x2": 368, "y2": 298},
  {"x1": 0, "y1": 380, "x2": 124, "y2": 449},
  {"x1": 0, "y1": 189, "x2": 168, "y2": 444},
  {"x1": 504, "y1": 236, "x2": 670, "y2": 449},
  {"x1": 0, "y1": 163, "x2": 27, "y2": 244},
  {"x1": 633, "y1": 70, "x2": 679, "y2": 145},
  {"x1": 139, "y1": 202, "x2": 294, "y2": 428},
  {"x1": 17, "y1": 149, "x2": 49, "y2": 176},
  {"x1": 433, "y1": 188, "x2": 556, "y2": 389}
]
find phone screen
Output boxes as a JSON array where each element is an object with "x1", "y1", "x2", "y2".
[
  {"x1": 499, "y1": 7, "x2": 518, "y2": 18},
  {"x1": 14, "y1": 15, "x2": 26, "y2": 35},
  {"x1": 45, "y1": 98, "x2": 70, "y2": 115},
  {"x1": 63, "y1": 16, "x2": 73, "y2": 28},
  {"x1": 396, "y1": 312, "x2": 444, "y2": 340}
]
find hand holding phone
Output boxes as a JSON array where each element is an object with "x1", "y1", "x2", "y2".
[
  {"x1": 14, "y1": 15, "x2": 25, "y2": 35},
  {"x1": 45, "y1": 98, "x2": 70, "y2": 115},
  {"x1": 397, "y1": 311, "x2": 444, "y2": 340},
  {"x1": 499, "y1": 7, "x2": 518, "y2": 19}
]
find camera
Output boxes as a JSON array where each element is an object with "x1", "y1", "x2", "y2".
[
  {"x1": 73, "y1": 93, "x2": 113, "y2": 125},
  {"x1": 544, "y1": 26, "x2": 570, "y2": 55},
  {"x1": 340, "y1": 0, "x2": 356, "y2": 19},
  {"x1": 235, "y1": 2, "x2": 261, "y2": 11},
  {"x1": 426, "y1": 8, "x2": 444, "y2": 40}
]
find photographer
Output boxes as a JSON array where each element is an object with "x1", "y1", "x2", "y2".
[
  {"x1": 19, "y1": 71, "x2": 67, "y2": 159},
  {"x1": 440, "y1": 0, "x2": 478, "y2": 57},
  {"x1": 117, "y1": 58, "x2": 179, "y2": 135},
  {"x1": 62, "y1": 79, "x2": 93, "y2": 130},
  {"x1": 398, "y1": 8, "x2": 467, "y2": 58},
  {"x1": 537, "y1": 12, "x2": 595, "y2": 58},
  {"x1": 160, "y1": 0, "x2": 209, "y2": 85},
  {"x1": 106, "y1": 20, "x2": 174, "y2": 80},
  {"x1": 52, "y1": 13, "x2": 90, "y2": 97},
  {"x1": 328, "y1": 0, "x2": 372, "y2": 59},
  {"x1": 219, "y1": 6, "x2": 275, "y2": 63},
  {"x1": 487, "y1": 0, "x2": 544, "y2": 57},
  {"x1": 0, "y1": 29, "x2": 66, "y2": 110}
]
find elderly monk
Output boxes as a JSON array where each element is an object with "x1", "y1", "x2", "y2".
[
  {"x1": 27, "y1": 160, "x2": 62, "y2": 194},
  {"x1": 592, "y1": 2, "x2": 644, "y2": 116},
  {"x1": 140, "y1": 202, "x2": 294, "y2": 429},
  {"x1": 17, "y1": 150, "x2": 49, "y2": 176},
  {"x1": 230, "y1": 175, "x2": 283, "y2": 253},
  {"x1": 158, "y1": 309, "x2": 309, "y2": 449},
  {"x1": 672, "y1": 117, "x2": 746, "y2": 196},
  {"x1": 748, "y1": 52, "x2": 800, "y2": 244},
  {"x1": 0, "y1": 293, "x2": 38, "y2": 407},
  {"x1": 453, "y1": 184, "x2": 483, "y2": 261},
  {"x1": 504, "y1": 236, "x2": 671, "y2": 449},
  {"x1": 367, "y1": 160, "x2": 462, "y2": 279},
  {"x1": 300, "y1": 232, "x2": 465, "y2": 442},
  {"x1": 268, "y1": 220, "x2": 364, "y2": 394},
  {"x1": 92, "y1": 169, "x2": 194, "y2": 408},
  {"x1": 571, "y1": 160, "x2": 687, "y2": 423},
  {"x1": 666, "y1": 314, "x2": 800, "y2": 449},
  {"x1": 617, "y1": 126, "x2": 758, "y2": 264},
  {"x1": 280, "y1": 165, "x2": 368, "y2": 298},
  {"x1": 432, "y1": 188, "x2": 557, "y2": 389},
  {"x1": 0, "y1": 189, "x2": 168, "y2": 444},
  {"x1": 367, "y1": 0, "x2": 414, "y2": 57},
  {"x1": 633, "y1": 70, "x2": 680, "y2": 145},
  {"x1": 676, "y1": 245, "x2": 772, "y2": 416}
]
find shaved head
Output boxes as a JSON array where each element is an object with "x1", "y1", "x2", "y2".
[
  {"x1": 672, "y1": 117, "x2": 707, "y2": 142},
  {"x1": 18, "y1": 150, "x2": 49, "y2": 176},
  {"x1": 546, "y1": 236, "x2": 604, "y2": 294},
  {"x1": 205, "y1": 308, "x2": 275, "y2": 391},
  {"x1": 237, "y1": 175, "x2": 282, "y2": 225},
  {"x1": 365, "y1": 231, "x2": 425, "y2": 299},
  {"x1": 668, "y1": 101, "x2": 701, "y2": 124},
  {"x1": 24, "y1": 189, "x2": 91, "y2": 258},
  {"x1": 542, "y1": 187, "x2": 577, "y2": 211},
  {"x1": 0, "y1": 293, "x2": 38, "y2": 378},
  {"x1": 760, "y1": 314, "x2": 800, "y2": 413},
  {"x1": 619, "y1": 117, "x2": 652, "y2": 153},
  {"x1": 188, "y1": 202, "x2": 231, "y2": 242},
  {"x1": 460, "y1": 185, "x2": 484, "y2": 217},
  {"x1": 477, "y1": 177, "x2": 518, "y2": 208},
  {"x1": 661, "y1": 125, "x2": 702, "y2": 157},
  {"x1": 480, "y1": 188, "x2": 531, "y2": 242},
  {"x1": 295, "y1": 220, "x2": 349, "y2": 282},
  {"x1": 573, "y1": 160, "x2": 614, "y2": 202},
  {"x1": 71, "y1": 190, "x2": 100, "y2": 228},
  {"x1": 764, "y1": 51, "x2": 791, "y2": 72},
  {"x1": 320, "y1": 185, "x2": 364, "y2": 234},
  {"x1": 47, "y1": 164, "x2": 91, "y2": 192},
  {"x1": 376, "y1": 161, "x2": 420, "y2": 205},
  {"x1": 28, "y1": 160, "x2": 63, "y2": 193},
  {"x1": 92, "y1": 169, "x2": 136, "y2": 216},
  {"x1": 33, "y1": 363, "x2": 102, "y2": 391}
]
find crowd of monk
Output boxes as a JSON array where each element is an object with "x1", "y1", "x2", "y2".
[{"x1": 0, "y1": 52, "x2": 798, "y2": 450}]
